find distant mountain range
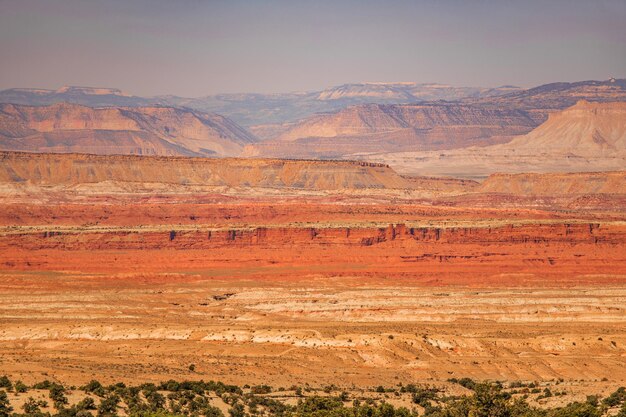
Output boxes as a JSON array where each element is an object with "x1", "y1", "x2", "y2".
[
  {"x1": 0, "y1": 102, "x2": 256, "y2": 157},
  {"x1": 358, "y1": 100, "x2": 626, "y2": 178},
  {"x1": 244, "y1": 103, "x2": 540, "y2": 158},
  {"x1": 0, "y1": 83, "x2": 522, "y2": 127},
  {"x1": 244, "y1": 78, "x2": 626, "y2": 158},
  {"x1": 2, "y1": 80, "x2": 623, "y2": 129},
  {"x1": 0, "y1": 79, "x2": 625, "y2": 177}
]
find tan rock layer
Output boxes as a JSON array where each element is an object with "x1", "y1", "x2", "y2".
[
  {"x1": 1, "y1": 150, "x2": 625, "y2": 196},
  {"x1": 0, "y1": 102, "x2": 256, "y2": 157}
]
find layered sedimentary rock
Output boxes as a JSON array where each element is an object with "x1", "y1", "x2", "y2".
[
  {"x1": 365, "y1": 101, "x2": 626, "y2": 177},
  {"x1": 3, "y1": 79, "x2": 622, "y2": 128},
  {"x1": 1, "y1": 150, "x2": 624, "y2": 200},
  {"x1": 246, "y1": 79, "x2": 626, "y2": 158},
  {"x1": 0, "y1": 102, "x2": 256, "y2": 157},
  {"x1": 470, "y1": 78, "x2": 626, "y2": 111},
  {"x1": 478, "y1": 171, "x2": 626, "y2": 196},
  {"x1": 3, "y1": 222, "x2": 622, "y2": 252},
  {"x1": 499, "y1": 100, "x2": 626, "y2": 155},
  {"x1": 0, "y1": 151, "x2": 410, "y2": 190},
  {"x1": 0, "y1": 83, "x2": 522, "y2": 127},
  {"x1": 245, "y1": 103, "x2": 539, "y2": 157}
]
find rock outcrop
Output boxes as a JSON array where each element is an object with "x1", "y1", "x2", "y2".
[
  {"x1": 0, "y1": 102, "x2": 257, "y2": 157},
  {"x1": 245, "y1": 103, "x2": 539, "y2": 158},
  {"x1": 0, "y1": 151, "x2": 410, "y2": 190},
  {"x1": 4, "y1": 222, "x2": 622, "y2": 252},
  {"x1": 1, "y1": 149, "x2": 623, "y2": 198},
  {"x1": 363, "y1": 101, "x2": 626, "y2": 178}
]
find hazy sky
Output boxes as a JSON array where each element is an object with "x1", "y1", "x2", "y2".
[{"x1": 1, "y1": 0, "x2": 625, "y2": 96}]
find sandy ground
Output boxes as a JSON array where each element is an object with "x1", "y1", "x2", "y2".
[{"x1": 1, "y1": 273, "x2": 625, "y2": 388}]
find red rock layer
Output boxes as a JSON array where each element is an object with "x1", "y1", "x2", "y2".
[{"x1": 3, "y1": 223, "x2": 621, "y2": 251}]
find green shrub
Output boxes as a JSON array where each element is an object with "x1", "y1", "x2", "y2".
[
  {"x1": 250, "y1": 385, "x2": 272, "y2": 395},
  {"x1": 228, "y1": 402, "x2": 245, "y2": 417},
  {"x1": 82, "y1": 380, "x2": 103, "y2": 393},
  {"x1": 14, "y1": 380, "x2": 28, "y2": 393},
  {"x1": 548, "y1": 402, "x2": 601, "y2": 417},
  {"x1": 604, "y1": 387, "x2": 626, "y2": 407},
  {"x1": 76, "y1": 396, "x2": 97, "y2": 410},
  {"x1": 32, "y1": 381, "x2": 52, "y2": 390},
  {"x1": 49, "y1": 384, "x2": 68, "y2": 410},
  {"x1": 0, "y1": 391, "x2": 13, "y2": 417},
  {"x1": 98, "y1": 394, "x2": 120, "y2": 417},
  {"x1": 0, "y1": 377, "x2": 12, "y2": 392}
]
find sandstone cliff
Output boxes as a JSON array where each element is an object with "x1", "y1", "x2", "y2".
[
  {"x1": 4, "y1": 222, "x2": 622, "y2": 252},
  {"x1": 245, "y1": 79, "x2": 626, "y2": 158},
  {"x1": 0, "y1": 151, "x2": 410, "y2": 190},
  {"x1": 363, "y1": 101, "x2": 626, "y2": 178},
  {"x1": 0, "y1": 102, "x2": 256, "y2": 157},
  {"x1": 244, "y1": 103, "x2": 539, "y2": 158},
  {"x1": 1, "y1": 150, "x2": 623, "y2": 197},
  {"x1": 470, "y1": 78, "x2": 626, "y2": 111}
]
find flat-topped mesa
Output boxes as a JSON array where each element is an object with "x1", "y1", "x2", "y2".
[
  {"x1": 0, "y1": 151, "x2": 409, "y2": 190},
  {"x1": 246, "y1": 102, "x2": 540, "y2": 158},
  {"x1": 54, "y1": 86, "x2": 131, "y2": 96}
]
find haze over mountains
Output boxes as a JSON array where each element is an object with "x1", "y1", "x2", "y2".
[
  {"x1": 0, "y1": 78, "x2": 625, "y2": 178},
  {"x1": 0, "y1": 102, "x2": 256, "y2": 157},
  {"x1": 244, "y1": 103, "x2": 540, "y2": 158},
  {"x1": 0, "y1": 82, "x2": 534, "y2": 126},
  {"x1": 367, "y1": 100, "x2": 626, "y2": 178},
  {"x1": 246, "y1": 78, "x2": 626, "y2": 157}
]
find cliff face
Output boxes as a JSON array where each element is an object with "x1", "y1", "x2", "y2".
[
  {"x1": 470, "y1": 79, "x2": 626, "y2": 111},
  {"x1": 245, "y1": 80, "x2": 626, "y2": 158},
  {"x1": 1, "y1": 149, "x2": 623, "y2": 197},
  {"x1": 244, "y1": 103, "x2": 539, "y2": 158},
  {"x1": 0, "y1": 103, "x2": 256, "y2": 157},
  {"x1": 3, "y1": 222, "x2": 622, "y2": 252},
  {"x1": 0, "y1": 151, "x2": 410, "y2": 190},
  {"x1": 2, "y1": 80, "x2": 623, "y2": 130},
  {"x1": 363, "y1": 101, "x2": 626, "y2": 178},
  {"x1": 275, "y1": 104, "x2": 539, "y2": 141}
]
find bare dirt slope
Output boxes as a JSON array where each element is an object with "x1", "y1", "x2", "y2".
[
  {"x1": 478, "y1": 171, "x2": 626, "y2": 196},
  {"x1": 364, "y1": 101, "x2": 626, "y2": 178}
]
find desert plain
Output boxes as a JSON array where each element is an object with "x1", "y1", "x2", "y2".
[{"x1": 0, "y1": 152, "x2": 624, "y2": 401}]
